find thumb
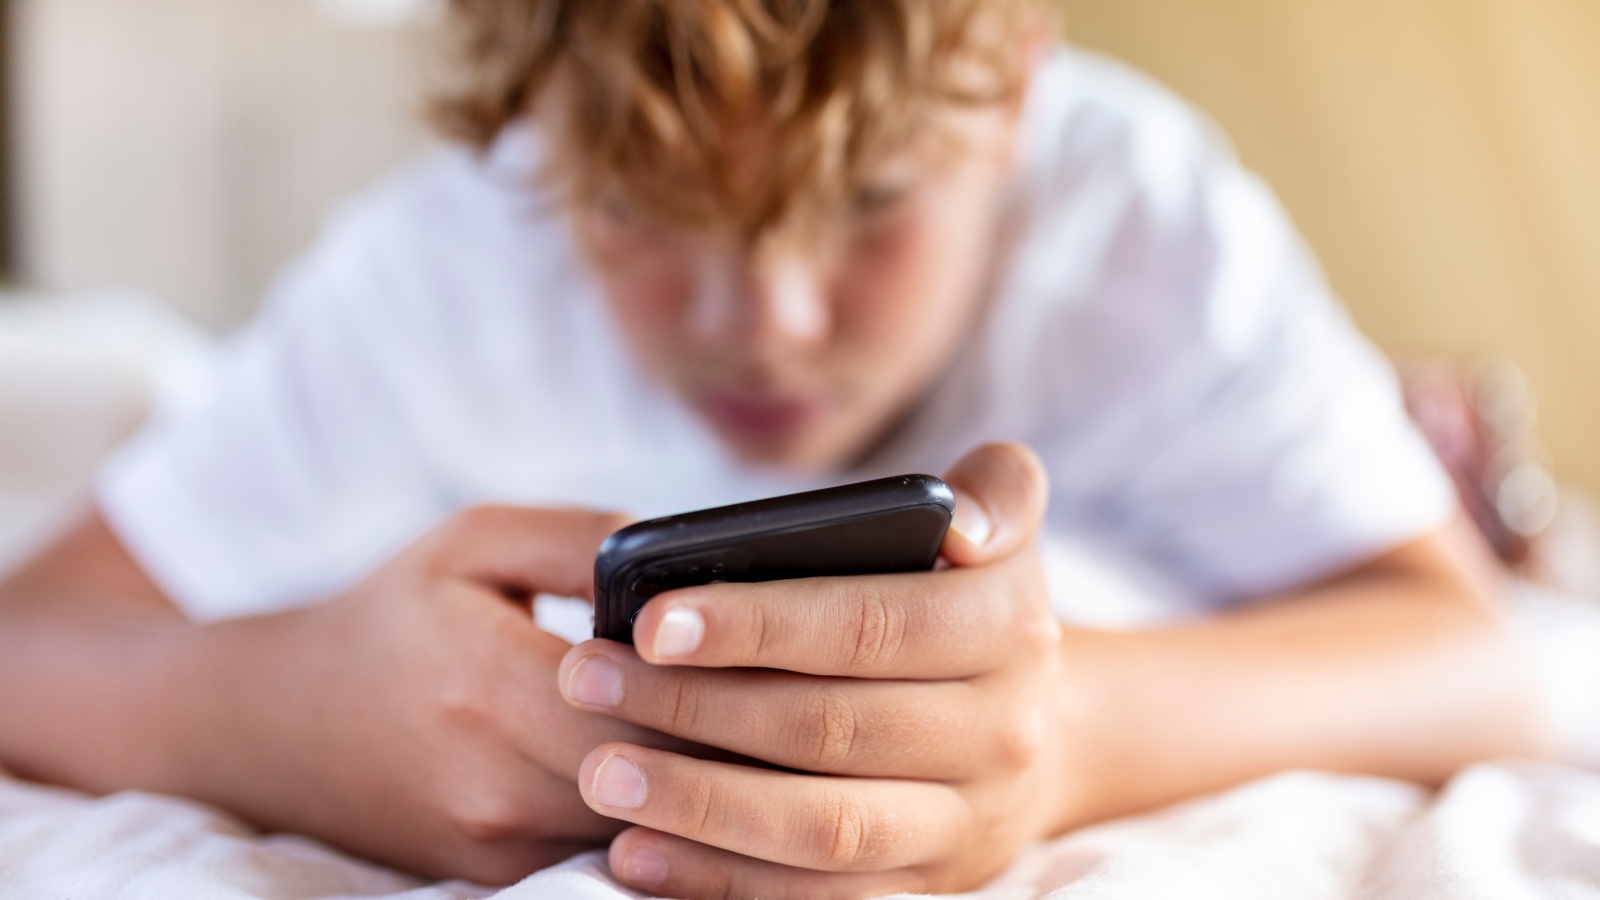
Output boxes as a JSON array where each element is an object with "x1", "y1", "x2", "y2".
[
  {"x1": 940, "y1": 443, "x2": 1049, "y2": 567},
  {"x1": 424, "y1": 505, "x2": 635, "y2": 602}
]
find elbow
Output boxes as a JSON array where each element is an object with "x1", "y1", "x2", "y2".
[
  {"x1": 1433, "y1": 582, "x2": 1561, "y2": 766},
  {"x1": 1418, "y1": 513, "x2": 1560, "y2": 764}
]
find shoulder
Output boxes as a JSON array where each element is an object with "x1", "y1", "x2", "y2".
[
  {"x1": 312, "y1": 126, "x2": 574, "y2": 282},
  {"x1": 1019, "y1": 46, "x2": 1224, "y2": 184},
  {"x1": 992, "y1": 48, "x2": 1271, "y2": 362},
  {"x1": 258, "y1": 124, "x2": 594, "y2": 355},
  {"x1": 961, "y1": 46, "x2": 1345, "y2": 471},
  {"x1": 1001, "y1": 45, "x2": 1309, "y2": 334}
]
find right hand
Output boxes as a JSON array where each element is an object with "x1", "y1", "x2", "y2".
[{"x1": 180, "y1": 505, "x2": 676, "y2": 884}]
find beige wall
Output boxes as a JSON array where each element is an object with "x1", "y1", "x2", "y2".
[
  {"x1": 11, "y1": 0, "x2": 433, "y2": 327},
  {"x1": 12, "y1": 1, "x2": 1598, "y2": 490},
  {"x1": 1060, "y1": 0, "x2": 1600, "y2": 492}
]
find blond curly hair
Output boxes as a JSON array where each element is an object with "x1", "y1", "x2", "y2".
[{"x1": 430, "y1": 0, "x2": 1049, "y2": 239}]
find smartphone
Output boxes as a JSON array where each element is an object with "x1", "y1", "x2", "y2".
[{"x1": 593, "y1": 474, "x2": 955, "y2": 644}]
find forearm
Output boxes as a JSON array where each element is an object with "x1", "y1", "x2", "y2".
[
  {"x1": 0, "y1": 578, "x2": 198, "y2": 791},
  {"x1": 0, "y1": 568, "x2": 329, "y2": 842},
  {"x1": 1056, "y1": 536, "x2": 1550, "y2": 830},
  {"x1": 0, "y1": 511, "x2": 269, "y2": 802}
]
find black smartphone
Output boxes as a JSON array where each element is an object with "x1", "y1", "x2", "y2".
[{"x1": 593, "y1": 474, "x2": 955, "y2": 644}]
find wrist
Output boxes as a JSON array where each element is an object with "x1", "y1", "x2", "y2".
[
  {"x1": 1043, "y1": 625, "x2": 1129, "y2": 836},
  {"x1": 156, "y1": 606, "x2": 327, "y2": 818},
  {"x1": 0, "y1": 597, "x2": 204, "y2": 793}
]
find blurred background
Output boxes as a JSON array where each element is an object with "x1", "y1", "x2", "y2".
[{"x1": 0, "y1": 0, "x2": 1596, "y2": 568}]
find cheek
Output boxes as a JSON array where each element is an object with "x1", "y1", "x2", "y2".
[
  {"x1": 586, "y1": 225, "x2": 698, "y2": 367},
  {"x1": 833, "y1": 203, "x2": 991, "y2": 365},
  {"x1": 832, "y1": 223, "x2": 925, "y2": 337}
]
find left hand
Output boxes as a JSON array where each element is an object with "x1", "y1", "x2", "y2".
[{"x1": 558, "y1": 443, "x2": 1076, "y2": 898}]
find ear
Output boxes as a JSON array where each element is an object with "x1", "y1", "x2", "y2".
[
  {"x1": 1021, "y1": 5, "x2": 1059, "y2": 70},
  {"x1": 990, "y1": 14, "x2": 1056, "y2": 179}
]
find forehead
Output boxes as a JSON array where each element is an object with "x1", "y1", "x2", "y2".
[
  {"x1": 581, "y1": 96, "x2": 1021, "y2": 234},
  {"x1": 718, "y1": 98, "x2": 1011, "y2": 173},
  {"x1": 534, "y1": 13, "x2": 1033, "y2": 240},
  {"x1": 435, "y1": 0, "x2": 1047, "y2": 230}
]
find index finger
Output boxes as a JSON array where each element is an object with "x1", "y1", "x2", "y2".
[
  {"x1": 630, "y1": 559, "x2": 1049, "y2": 679},
  {"x1": 466, "y1": 583, "x2": 699, "y2": 776},
  {"x1": 424, "y1": 505, "x2": 634, "y2": 600}
]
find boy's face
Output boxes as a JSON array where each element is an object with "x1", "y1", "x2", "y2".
[{"x1": 580, "y1": 104, "x2": 1020, "y2": 472}]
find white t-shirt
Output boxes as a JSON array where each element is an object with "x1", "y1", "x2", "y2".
[{"x1": 97, "y1": 48, "x2": 1455, "y2": 627}]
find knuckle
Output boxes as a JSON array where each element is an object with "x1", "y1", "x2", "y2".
[
  {"x1": 437, "y1": 691, "x2": 489, "y2": 736},
  {"x1": 814, "y1": 791, "x2": 877, "y2": 869},
  {"x1": 698, "y1": 873, "x2": 739, "y2": 900},
  {"x1": 795, "y1": 686, "x2": 861, "y2": 770},
  {"x1": 681, "y1": 775, "x2": 720, "y2": 838},
  {"x1": 663, "y1": 675, "x2": 702, "y2": 736},
  {"x1": 724, "y1": 598, "x2": 770, "y2": 666},
  {"x1": 890, "y1": 870, "x2": 937, "y2": 898},
  {"x1": 427, "y1": 505, "x2": 508, "y2": 566},
  {"x1": 589, "y1": 511, "x2": 635, "y2": 545},
  {"x1": 844, "y1": 582, "x2": 905, "y2": 672},
  {"x1": 449, "y1": 504, "x2": 507, "y2": 537},
  {"x1": 437, "y1": 627, "x2": 528, "y2": 731},
  {"x1": 436, "y1": 667, "x2": 498, "y2": 734},
  {"x1": 748, "y1": 600, "x2": 772, "y2": 662},
  {"x1": 444, "y1": 785, "x2": 527, "y2": 843},
  {"x1": 991, "y1": 713, "x2": 1046, "y2": 771},
  {"x1": 453, "y1": 854, "x2": 529, "y2": 887},
  {"x1": 1013, "y1": 606, "x2": 1061, "y2": 659}
]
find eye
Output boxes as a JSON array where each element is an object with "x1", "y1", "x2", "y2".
[
  {"x1": 595, "y1": 189, "x2": 641, "y2": 224},
  {"x1": 851, "y1": 180, "x2": 917, "y2": 217}
]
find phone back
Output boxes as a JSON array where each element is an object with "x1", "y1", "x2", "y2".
[{"x1": 593, "y1": 474, "x2": 954, "y2": 643}]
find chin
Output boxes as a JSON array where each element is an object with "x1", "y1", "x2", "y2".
[
  {"x1": 713, "y1": 425, "x2": 858, "y2": 474},
  {"x1": 718, "y1": 434, "x2": 825, "y2": 471}
]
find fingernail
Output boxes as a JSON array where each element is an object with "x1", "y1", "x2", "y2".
[
  {"x1": 566, "y1": 655, "x2": 623, "y2": 708},
  {"x1": 593, "y1": 754, "x2": 648, "y2": 810},
  {"x1": 620, "y1": 847, "x2": 669, "y2": 888},
  {"x1": 653, "y1": 606, "x2": 705, "y2": 660},
  {"x1": 951, "y1": 490, "x2": 993, "y2": 547}
]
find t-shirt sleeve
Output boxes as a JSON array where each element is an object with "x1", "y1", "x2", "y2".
[
  {"x1": 1025, "y1": 94, "x2": 1455, "y2": 604},
  {"x1": 1111, "y1": 266, "x2": 1458, "y2": 602},
  {"x1": 96, "y1": 210, "x2": 447, "y2": 621}
]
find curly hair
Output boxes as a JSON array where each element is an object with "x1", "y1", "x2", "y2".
[{"x1": 429, "y1": 0, "x2": 1049, "y2": 238}]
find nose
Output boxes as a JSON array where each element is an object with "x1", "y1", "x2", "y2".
[{"x1": 688, "y1": 249, "x2": 832, "y2": 355}]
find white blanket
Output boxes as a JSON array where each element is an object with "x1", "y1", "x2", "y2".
[
  {"x1": 4, "y1": 760, "x2": 1599, "y2": 899},
  {"x1": 6, "y1": 295, "x2": 1600, "y2": 898}
]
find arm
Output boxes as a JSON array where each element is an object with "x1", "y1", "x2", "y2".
[
  {"x1": 1057, "y1": 513, "x2": 1550, "y2": 830},
  {"x1": 0, "y1": 511, "x2": 192, "y2": 793},
  {"x1": 0, "y1": 505, "x2": 671, "y2": 884},
  {"x1": 552, "y1": 444, "x2": 1550, "y2": 899}
]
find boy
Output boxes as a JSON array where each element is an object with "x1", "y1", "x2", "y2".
[{"x1": 0, "y1": 1, "x2": 1547, "y2": 897}]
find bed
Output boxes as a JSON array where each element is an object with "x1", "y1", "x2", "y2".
[
  {"x1": 6, "y1": 753, "x2": 1600, "y2": 898},
  {"x1": 4, "y1": 293, "x2": 1600, "y2": 899}
]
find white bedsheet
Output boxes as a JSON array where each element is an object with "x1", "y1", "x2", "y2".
[
  {"x1": 4, "y1": 760, "x2": 1599, "y2": 900},
  {"x1": 7, "y1": 294, "x2": 1600, "y2": 898}
]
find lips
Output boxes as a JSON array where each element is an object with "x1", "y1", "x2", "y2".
[{"x1": 698, "y1": 389, "x2": 828, "y2": 442}]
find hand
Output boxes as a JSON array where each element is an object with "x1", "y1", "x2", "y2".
[
  {"x1": 182, "y1": 506, "x2": 690, "y2": 884},
  {"x1": 558, "y1": 444, "x2": 1075, "y2": 898}
]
